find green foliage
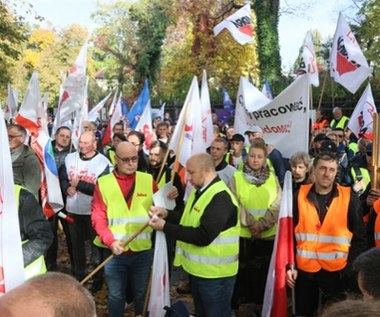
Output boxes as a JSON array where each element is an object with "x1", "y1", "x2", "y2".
[
  {"x1": 129, "y1": 0, "x2": 174, "y2": 85},
  {"x1": 252, "y1": 0, "x2": 283, "y2": 93}
]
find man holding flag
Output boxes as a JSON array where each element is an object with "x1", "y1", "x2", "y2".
[{"x1": 149, "y1": 153, "x2": 240, "y2": 317}]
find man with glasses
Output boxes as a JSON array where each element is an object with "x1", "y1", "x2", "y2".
[
  {"x1": 8, "y1": 124, "x2": 41, "y2": 198},
  {"x1": 126, "y1": 131, "x2": 149, "y2": 172},
  {"x1": 92, "y1": 141, "x2": 158, "y2": 317}
]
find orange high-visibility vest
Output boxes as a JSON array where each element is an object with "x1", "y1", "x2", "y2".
[
  {"x1": 295, "y1": 184, "x2": 353, "y2": 272},
  {"x1": 373, "y1": 199, "x2": 380, "y2": 246}
]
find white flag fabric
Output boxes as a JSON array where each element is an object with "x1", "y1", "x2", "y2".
[
  {"x1": 0, "y1": 105, "x2": 25, "y2": 294},
  {"x1": 213, "y1": 4, "x2": 254, "y2": 45},
  {"x1": 136, "y1": 100, "x2": 154, "y2": 154},
  {"x1": 235, "y1": 75, "x2": 310, "y2": 158},
  {"x1": 148, "y1": 231, "x2": 170, "y2": 317},
  {"x1": 330, "y1": 13, "x2": 370, "y2": 93},
  {"x1": 234, "y1": 76, "x2": 271, "y2": 141},
  {"x1": 88, "y1": 92, "x2": 112, "y2": 122},
  {"x1": 55, "y1": 41, "x2": 88, "y2": 126},
  {"x1": 200, "y1": 70, "x2": 214, "y2": 148},
  {"x1": 169, "y1": 76, "x2": 205, "y2": 166},
  {"x1": 5, "y1": 84, "x2": 18, "y2": 121},
  {"x1": 298, "y1": 31, "x2": 319, "y2": 87},
  {"x1": 347, "y1": 83, "x2": 377, "y2": 138},
  {"x1": 110, "y1": 92, "x2": 123, "y2": 139}
]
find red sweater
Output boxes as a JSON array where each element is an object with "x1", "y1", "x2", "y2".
[{"x1": 91, "y1": 170, "x2": 158, "y2": 248}]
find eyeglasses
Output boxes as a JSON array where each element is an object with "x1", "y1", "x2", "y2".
[
  {"x1": 130, "y1": 142, "x2": 141, "y2": 147},
  {"x1": 115, "y1": 154, "x2": 138, "y2": 164},
  {"x1": 8, "y1": 134, "x2": 22, "y2": 139}
]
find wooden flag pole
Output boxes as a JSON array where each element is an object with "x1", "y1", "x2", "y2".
[
  {"x1": 317, "y1": 70, "x2": 328, "y2": 112},
  {"x1": 80, "y1": 221, "x2": 150, "y2": 285},
  {"x1": 371, "y1": 113, "x2": 380, "y2": 190}
]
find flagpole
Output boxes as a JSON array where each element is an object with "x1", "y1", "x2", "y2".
[
  {"x1": 317, "y1": 70, "x2": 328, "y2": 111},
  {"x1": 330, "y1": 74, "x2": 335, "y2": 109},
  {"x1": 80, "y1": 221, "x2": 150, "y2": 285},
  {"x1": 371, "y1": 113, "x2": 380, "y2": 190}
]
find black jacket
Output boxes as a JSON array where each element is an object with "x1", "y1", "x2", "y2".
[{"x1": 18, "y1": 187, "x2": 53, "y2": 266}]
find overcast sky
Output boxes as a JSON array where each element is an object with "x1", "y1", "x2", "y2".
[{"x1": 25, "y1": 0, "x2": 358, "y2": 72}]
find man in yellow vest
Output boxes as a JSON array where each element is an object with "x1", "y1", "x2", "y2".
[
  {"x1": 15, "y1": 185, "x2": 53, "y2": 279},
  {"x1": 149, "y1": 153, "x2": 240, "y2": 317},
  {"x1": 286, "y1": 152, "x2": 367, "y2": 316},
  {"x1": 330, "y1": 106, "x2": 350, "y2": 130},
  {"x1": 91, "y1": 142, "x2": 158, "y2": 317}
]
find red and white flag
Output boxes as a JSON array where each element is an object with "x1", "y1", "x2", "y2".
[
  {"x1": 15, "y1": 72, "x2": 63, "y2": 218},
  {"x1": 298, "y1": 31, "x2": 319, "y2": 87},
  {"x1": 330, "y1": 13, "x2": 370, "y2": 94},
  {"x1": 55, "y1": 41, "x2": 88, "y2": 127},
  {"x1": 148, "y1": 231, "x2": 170, "y2": 317},
  {"x1": 213, "y1": 3, "x2": 254, "y2": 45},
  {"x1": 169, "y1": 76, "x2": 205, "y2": 167},
  {"x1": 200, "y1": 70, "x2": 214, "y2": 148},
  {"x1": 0, "y1": 102, "x2": 25, "y2": 294},
  {"x1": 347, "y1": 83, "x2": 377, "y2": 138},
  {"x1": 262, "y1": 171, "x2": 294, "y2": 317},
  {"x1": 136, "y1": 100, "x2": 153, "y2": 154}
]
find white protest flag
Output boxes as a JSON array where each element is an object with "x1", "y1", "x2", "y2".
[
  {"x1": 158, "y1": 103, "x2": 165, "y2": 120},
  {"x1": 169, "y1": 76, "x2": 205, "y2": 167},
  {"x1": 15, "y1": 71, "x2": 42, "y2": 137},
  {"x1": 347, "y1": 83, "x2": 377, "y2": 138},
  {"x1": 200, "y1": 70, "x2": 214, "y2": 148},
  {"x1": 15, "y1": 72, "x2": 63, "y2": 218},
  {"x1": 5, "y1": 84, "x2": 18, "y2": 121},
  {"x1": 213, "y1": 3, "x2": 254, "y2": 45},
  {"x1": 298, "y1": 31, "x2": 319, "y2": 87},
  {"x1": 234, "y1": 76, "x2": 271, "y2": 139},
  {"x1": 148, "y1": 231, "x2": 170, "y2": 317},
  {"x1": 136, "y1": 100, "x2": 154, "y2": 154},
  {"x1": 236, "y1": 75, "x2": 310, "y2": 158},
  {"x1": 71, "y1": 77, "x2": 89, "y2": 149},
  {"x1": 330, "y1": 13, "x2": 370, "y2": 94},
  {"x1": 88, "y1": 92, "x2": 112, "y2": 122},
  {"x1": 55, "y1": 41, "x2": 88, "y2": 126},
  {"x1": 0, "y1": 105, "x2": 25, "y2": 294},
  {"x1": 110, "y1": 92, "x2": 123, "y2": 139}
]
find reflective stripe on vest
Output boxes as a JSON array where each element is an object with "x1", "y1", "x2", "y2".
[
  {"x1": 295, "y1": 233, "x2": 352, "y2": 245},
  {"x1": 176, "y1": 246, "x2": 239, "y2": 265},
  {"x1": 14, "y1": 185, "x2": 47, "y2": 279},
  {"x1": 234, "y1": 171, "x2": 277, "y2": 238},
  {"x1": 93, "y1": 172, "x2": 153, "y2": 251},
  {"x1": 295, "y1": 184, "x2": 353, "y2": 272},
  {"x1": 173, "y1": 180, "x2": 240, "y2": 278}
]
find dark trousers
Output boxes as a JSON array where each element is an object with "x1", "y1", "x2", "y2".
[
  {"x1": 45, "y1": 211, "x2": 73, "y2": 271},
  {"x1": 295, "y1": 269, "x2": 348, "y2": 316},
  {"x1": 232, "y1": 238, "x2": 274, "y2": 308},
  {"x1": 67, "y1": 213, "x2": 101, "y2": 280}
]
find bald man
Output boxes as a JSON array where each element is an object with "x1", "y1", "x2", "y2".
[
  {"x1": 59, "y1": 131, "x2": 112, "y2": 286},
  {"x1": 0, "y1": 272, "x2": 96, "y2": 317},
  {"x1": 149, "y1": 153, "x2": 240, "y2": 317},
  {"x1": 92, "y1": 142, "x2": 158, "y2": 317}
]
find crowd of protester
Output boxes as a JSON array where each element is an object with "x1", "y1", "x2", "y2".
[{"x1": 4, "y1": 106, "x2": 380, "y2": 317}]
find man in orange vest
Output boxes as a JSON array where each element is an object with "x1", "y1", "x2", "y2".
[{"x1": 286, "y1": 152, "x2": 367, "y2": 316}]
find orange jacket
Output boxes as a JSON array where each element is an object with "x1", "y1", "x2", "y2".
[{"x1": 295, "y1": 184, "x2": 353, "y2": 272}]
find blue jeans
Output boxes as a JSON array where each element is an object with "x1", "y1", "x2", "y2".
[
  {"x1": 190, "y1": 274, "x2": 236, "y2": 317},
  {"x1": 104, "y1": 249, "x2": 153, "y2": 317}
]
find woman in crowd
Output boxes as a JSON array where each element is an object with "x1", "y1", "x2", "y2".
[
  {"x1": 290, "y1": 151, "x2": 312, "y2": 191},
  {"x1": 229, "y1": 138, "x2": 282, "y2": 315}
]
